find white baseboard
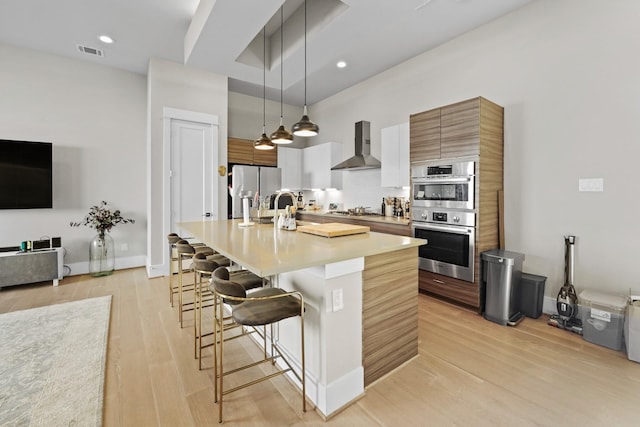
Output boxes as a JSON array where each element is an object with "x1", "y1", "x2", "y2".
[
  {"x1": 65, "y1": 255, "x2": 146, "y2": 277},
  {"x1": 543, "y1": 295, "x2": 558, "y2": 315},
  {"x1": 146, "y1": 263, "x2": 166, "y2": 278}
]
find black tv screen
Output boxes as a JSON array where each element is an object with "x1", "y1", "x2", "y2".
[{"x1": 0, "y1": 139, "x2": 53, "y2": 209}]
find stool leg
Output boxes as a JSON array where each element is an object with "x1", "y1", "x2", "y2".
[
  {"x1": 178, "y1": 254, "x2": 191, "y2": 328},
  {"x1": 194, "y1": 271, "x2": 199, "y2": 359},
  {"x1": 218, "y1": 299, "x2": 224, "y2": 423},
  {"x1": 178, "y1": 255, "x2": 184, "y2": 326},
  {"x1": 198, "y1": 273, "x2": 209, "y2": 370},
  {"x1": 213, "y1": 293, "x2": 219, "y2": 403},
  {"x1": 168, "y1": 244, "x2": 174, "y2": 306},
  {"x1": 301, "y1": 311, "x2": 306, "y2": 413}
]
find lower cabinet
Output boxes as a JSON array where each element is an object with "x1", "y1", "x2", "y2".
[{"x1": 418, "y1": 270, "x2": 479, "y2": 308}]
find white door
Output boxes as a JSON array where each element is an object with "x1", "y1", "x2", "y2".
[{"x1": 170, "y1": 119, "x2": 217, "y2": 234}]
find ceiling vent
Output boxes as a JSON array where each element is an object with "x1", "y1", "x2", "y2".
[{"x1": 77, "y1": 45, "x2": 104, "y2": 57}]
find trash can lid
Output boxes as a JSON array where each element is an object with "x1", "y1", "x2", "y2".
[{"x1": 481, "y1": 249, "x2": 525, "y2": 265}]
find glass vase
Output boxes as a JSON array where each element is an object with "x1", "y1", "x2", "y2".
[{"x1": 89, "y1": 233, "x2": 115, "y2": 277}]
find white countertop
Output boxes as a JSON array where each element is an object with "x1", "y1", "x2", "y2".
[{"x1": 178, "y1": 219, "x2": 424, "y2": 277}]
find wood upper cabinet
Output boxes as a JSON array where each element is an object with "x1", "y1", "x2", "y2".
[
  {"x1": 228, "y1": 137, "x2": 277, "y2": 166},
  {"x1": 410, "y1": 108, "x2": 440, "y2": 162},
  {"x1": 410, "y1": 97, "x2": 503, "y2": 162},
  {"x1": 253, "y1": 145, "x2": 278, "y2": 166},
  {"x1": 440, "y1": 98, "x2": 481, "y2": 158}
]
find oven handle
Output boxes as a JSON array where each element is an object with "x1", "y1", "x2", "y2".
[
  {"x1": 412, "y1": 222, "x2": 474, "y2": 235},
  {"x1": 412, "y1": 177, "x2": 472, "y2": 184}
]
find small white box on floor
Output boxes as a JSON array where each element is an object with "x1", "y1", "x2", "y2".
[
  {"x1": 625, "y1": 296, "x2": 640, "y2": 362},
  {"x1": 579, "y1": 289, "x2": 627, "y2": 351}
]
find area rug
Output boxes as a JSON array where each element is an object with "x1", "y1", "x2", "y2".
[{"x1": 0, "y1": 296, "x2": 112, "y2": 427}]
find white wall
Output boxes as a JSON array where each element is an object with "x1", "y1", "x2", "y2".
[
  {"x1": 308, "y1": 0, "x2": 640, "y2": 297},
  {"x1": 0, "y1": 43, "x2": 147, "y2": 273},
  {"x1": 146, "y1": 58, "x2": 228, "y2": 275}
]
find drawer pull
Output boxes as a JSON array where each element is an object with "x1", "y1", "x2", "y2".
[{"x1": 433, "y1": 279, "x2": 446, "y2": 285}]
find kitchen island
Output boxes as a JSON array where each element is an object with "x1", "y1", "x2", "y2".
[{"x1": 179, "y1": 219, "x2": 425, "y2": 418}]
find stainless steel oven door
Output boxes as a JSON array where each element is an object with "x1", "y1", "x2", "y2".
[
  {"x1": 412, "y1": 176, "x2": 474, "y2": 210},
  {"x1": 412, "y1": 222, "x2": 475, "y2": 282}
]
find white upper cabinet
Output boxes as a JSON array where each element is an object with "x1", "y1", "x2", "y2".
[
  {"x1": 302, "y1": 142, "x2": 343, "y2": 190},
  {"x1": 381, "y1": 122, "x2": 410, "y2": 188},
  {"x1": 277, "y1": 147, "x2": 302, "y2": 190}
]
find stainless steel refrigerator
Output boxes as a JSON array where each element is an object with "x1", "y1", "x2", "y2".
[{"x1": 230, "y1": 165, "x2": 281, "y2": 218}]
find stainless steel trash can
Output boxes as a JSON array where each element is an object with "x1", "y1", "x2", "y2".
[{"x1": 481, "y1": 249, "x2": 525, "y2": 326}]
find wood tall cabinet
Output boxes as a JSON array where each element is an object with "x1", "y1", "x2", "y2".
[
  {"x1": 228, "y1": 137, "x2": 277, "y2": 166},
  {"x1": 410, "y1": 96, "x2": 504, "y2": 309}
]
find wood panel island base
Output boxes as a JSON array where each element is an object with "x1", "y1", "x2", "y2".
[{"x1": 178, "y1": 219, "x2": 425, "y2": 419}]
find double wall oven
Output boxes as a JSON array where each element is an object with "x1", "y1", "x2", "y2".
[{"x1": 411, "y1": 160, "x2": 476, "y2": 283}]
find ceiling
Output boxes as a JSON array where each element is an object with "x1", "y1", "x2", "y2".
[{"x1": 0, "y1": 0, "x2": 535, "y2": 106}]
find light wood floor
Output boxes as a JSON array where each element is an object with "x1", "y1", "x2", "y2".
[{"x1": 1, "y1": 268, "x2": 639, "y2": 426}]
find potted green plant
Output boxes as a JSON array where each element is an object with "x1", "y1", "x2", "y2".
[{"x1": 70, "y1": 201, "x2": 135, "y2": 277}]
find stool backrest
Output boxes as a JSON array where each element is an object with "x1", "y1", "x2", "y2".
[
  {"x1": 176, "y1": 242, "x2": 195, "y2": 255},
  {"x1": 211, "y1": 267, "x2": 246, "y2": 304},
  {"x1": 192, "y1": 252, "x2": 219, "y2": 273}
]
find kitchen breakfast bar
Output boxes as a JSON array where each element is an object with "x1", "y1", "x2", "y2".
[{"x1": 179, "y1": 219, "x2": 426, "y2": 418}]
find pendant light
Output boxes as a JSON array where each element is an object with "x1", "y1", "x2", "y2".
[
  {"x1": 270, "y1": 6, "x2": 294, "y2": 144},
  {"x1": 292, "y1": 0, "x2": 319, "y2": 137},
  {"x1": 255, "y1": 26, "x2": 275, "y2": 150}
]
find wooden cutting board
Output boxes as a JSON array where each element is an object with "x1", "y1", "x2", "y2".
[{"x1": 296, "y1": 222, "x2": 370, "y2": 237}]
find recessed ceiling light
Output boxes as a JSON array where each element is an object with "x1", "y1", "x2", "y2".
[
  {"x1": 98, "y1": 35, "x2": 114, "y2": 44},
  {"x1": 336, "y1": 61, "x2": 347, "y2": 68}
]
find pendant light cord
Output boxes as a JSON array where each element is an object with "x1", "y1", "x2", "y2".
[
  {"x1": 304, "y1": 0, "x2": 307, "y2": 109},
  {"x1": 263, "y1": 26, "x2": 266, "y2": 131},
  {"x1": 280, "y1": 7, "x2": 284, "y2": 120}
]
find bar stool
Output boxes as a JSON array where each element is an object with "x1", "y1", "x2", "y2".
[
  {"x1": 175, "y1": 240, "x2": 229, "y2": 327},
  {"x1": 210, "y1": 266, "x2": 306, "y2": 423},
  {"x1": 191, "y1": 253, "x2": 264, "y2": 369},
  {"x1": 167, "y1": 233, "x2": 209, "y2": 307}
]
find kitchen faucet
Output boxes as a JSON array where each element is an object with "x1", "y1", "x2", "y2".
[{"x1": 273, "y1": 191, "x2": 296, "y2": 225}]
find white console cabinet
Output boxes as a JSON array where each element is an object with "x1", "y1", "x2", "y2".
[{"x1": 0, "y1": 248, "x2": 64, "y2": 288}]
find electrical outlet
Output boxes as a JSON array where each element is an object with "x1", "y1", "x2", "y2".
[
  {"x1": 578, "y1": 178, "x2": 603, "y2": 192},
  {"x1": 120, "y1": 243, "x2": 128, "y2": 252},
  {"x1": 332, "y1": 289, "x2": 344, "y2": 312}
]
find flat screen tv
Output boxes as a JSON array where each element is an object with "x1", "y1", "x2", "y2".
[{"x1": 0, "y1": 139, "x2": 53, "y2": 209}]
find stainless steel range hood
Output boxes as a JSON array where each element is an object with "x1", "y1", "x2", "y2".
[{"x1": 331, "y1": 121, "x2": 381, "y2": 170}]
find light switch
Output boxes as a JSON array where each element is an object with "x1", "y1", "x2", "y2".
[
  {"x1": 332, "y1": 289, "x2": 344, "y2": 312},
  {"x1": 578, "y1": 178, "x2": 603, "y2": 192}
]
